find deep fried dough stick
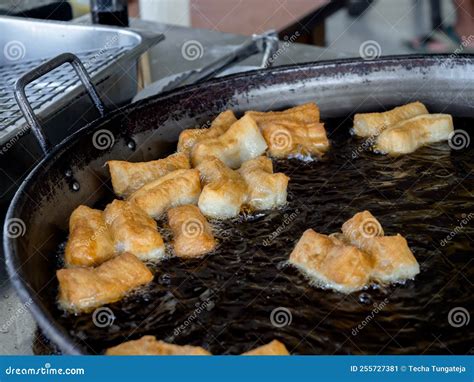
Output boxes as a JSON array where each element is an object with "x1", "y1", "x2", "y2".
[
  {"x1": 65, "y1": 205, "x2": 114, "y2": 267},
  {"x1": 177, "y1": 110, "x2": 237, "y2": 156},
  {"x1": 353, "y1": 101, "x2": 428, "y2": 137},
  {"x1": 197, "y1": 157, "x2": 248, "y2": 219},
  {"x1": 104, "y1": 200, "x2": 165, "y2": 261},
  {"x1": 191, "y1": 114, "x2": 267, "y2": 169},
  {"x1": 57, "y1": 253, "x2": 153, "y2": 312},
  {"x1": 107, "y1": 152, "x2": 190, "y2": 198},
  {"x1": 129, "y1": 169, "x2": 201, "y2": 219},
  {"x1": 238, "y1": 156, "x2": 289, "y2": 210},
  {"x1": 289, "y1": 229, "x2": 372, "y2": 293},
  {"x1": 375, "y1": 113, "x2": 453, "y2": 155},
  {"x1": 168, "y1": 205, "x2": 216, "y2": 258}
]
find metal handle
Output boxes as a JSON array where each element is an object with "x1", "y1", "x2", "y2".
[
  {"x1": 160, "y1": 30, "x2": 279, "y2": 93},
  {"x1": 260, "y1": 31, "x2": 279, "y2": 68},
  {"x1": 14, "y1": 53, "x2": 106, "y2": 155},
  {"x1": 195, "y1": 30, "x2": 279, "y2": 82}
]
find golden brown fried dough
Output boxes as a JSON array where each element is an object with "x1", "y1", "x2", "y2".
[
  {"x1": 191, "y1": 114, "x2": 268, "y2": 169},
  {"x1": 364, "y1": 235, "x2": 420, "y2": 283},
  {"x1": 197, "y1": 157, "x2": 248, "y2": 219},
  {"x1": 107, "y1": 152, "x2": 190, "y2": 198},
  {"x1": 242, "y1": 340, "x2": 290, "y2": 355},
  {"x1": 238, "y1": 156, "x2": 289, "y2": 210},
  {"x1": 247, "y1": 103, "x2": 328, "y2": 159},
  {"x1": 246, "y1": 102, "x2": 320, "y2": 125},
  {"x1": 104, "y1": 200, "x2": 165, "y2": 261},
  {"x1": 129, "y1": 169, "x2": 201, "y2": 219},
  {"x1": 65, "y1": 205, "x2": 114, "y2": 268},
  {"x1": 106, "y1": 336, "x2": 211, "y2": 355},
  {"x1": 57, "y1": 253, "x2": 153, "y2": 313},
  {"x1": 167, "y1": 205, "x2": 216, "y2": 258},
  {"x1": 375, "y1": 114, "x2": 454, "y2": 155},
  {"x1": 289, "y1": 229, "x2": 372, "y2": 293},
  {"x1": 177, "y1": 110, "x2": 237, "y2": 156},
  {"x1": 341, "y1": 210, "x2": 384, "y2": 252},
  {"x1": 341, "y1": 211, "x2": 419, "y2": 283},
  {"x1": 353, "y1": 101, "x2": 428, "y2": 137},
  {"x1": 262, "y1": 121, "x2": 329, "y2": 159}
]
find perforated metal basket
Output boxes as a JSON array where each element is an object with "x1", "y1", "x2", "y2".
[{"x1": 0, "y1": 15, "x2": 163, "y2": 144}]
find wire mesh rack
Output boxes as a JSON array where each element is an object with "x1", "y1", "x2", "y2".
[{"x1": 0, "y1": 45, "x2": 132, "y2": 135}]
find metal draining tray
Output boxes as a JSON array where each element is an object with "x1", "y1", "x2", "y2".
[{"x1": 0, "y1": 16, "x2": 163, "y2": 145}]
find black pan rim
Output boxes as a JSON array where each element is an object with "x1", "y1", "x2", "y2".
[{"x1": 4, "y1": 53, "x2": 474, "y2": 355}]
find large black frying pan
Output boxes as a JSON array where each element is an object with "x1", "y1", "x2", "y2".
[{"x1": 3, "y1": 53, "x2": 473, "y2": 355}]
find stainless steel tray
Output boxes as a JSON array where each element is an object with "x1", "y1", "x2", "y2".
[{"x1": 0, "y1": 15, "x2": 163, "y2": 145}]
